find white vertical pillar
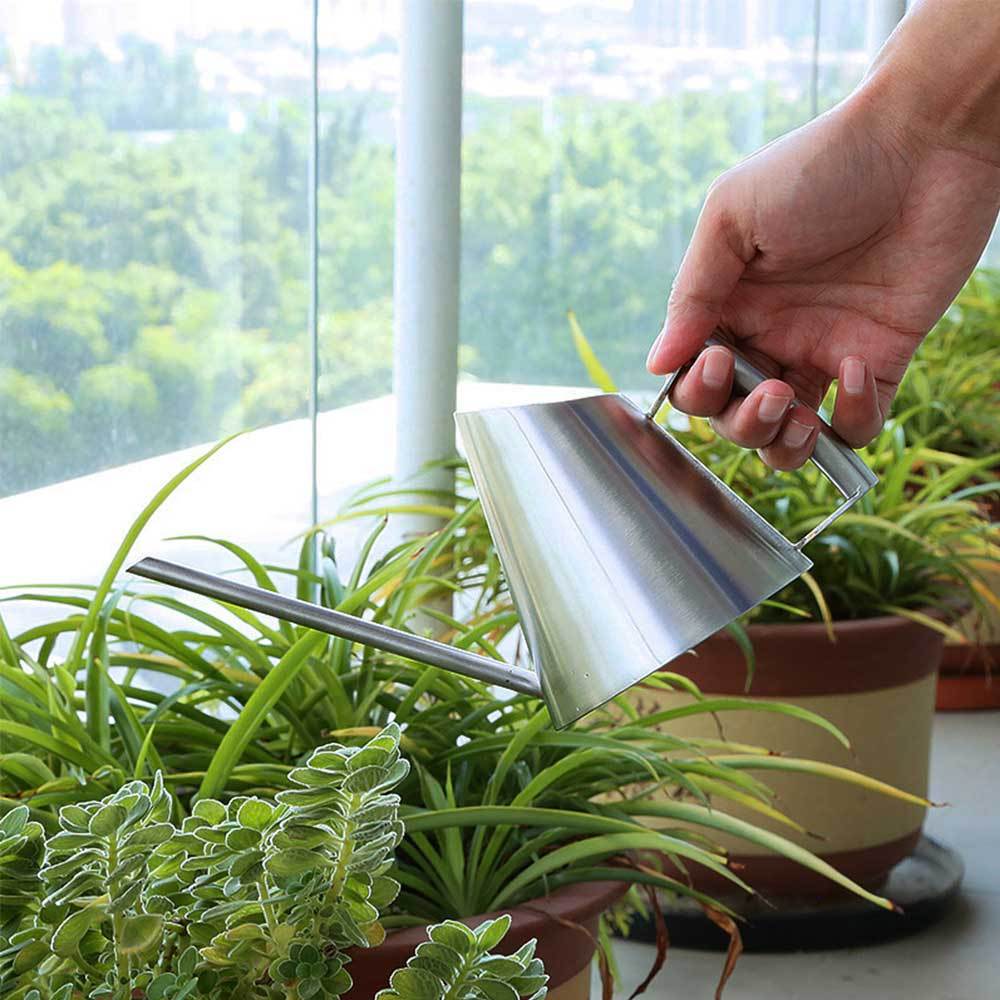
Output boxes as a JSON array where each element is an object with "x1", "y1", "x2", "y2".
[
  {"x1": 393, "y1": 0, "x2": 463, "y2": 533},
  {"x1": 867, "y1": 0, "x2": 907, "y2": 62}
]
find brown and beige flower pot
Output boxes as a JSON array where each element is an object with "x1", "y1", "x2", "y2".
[
  {"x1": 937, "y1": 643, "x2": 1000, "y2": 710},
  {"x1": 936, "y1": 556, "x2": 1000, "y2": 710},
  {"x1": 635, "y1": 615, "x2": 943, "y2": 898},
  {"x1": 343, "y1": 881, "x2": 626, "y2": 1000}
]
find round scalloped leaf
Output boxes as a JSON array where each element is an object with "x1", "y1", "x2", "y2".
[
  {"x1": 51, "y1": 908, "x2": 103, "y2": 958},
  {"x1": 354, "y1": 801, "x2": 398, "y2": 826},
  {"x1": 298, "y1": 978, "x2": 322, "y2": 999},
  {"x1": 475, "y1": 981, "x2": 519, "y2": 1000},
  {"x1": 225, "y1": 827, "x2": 261, "y2": 852},
  {"x1": 388, "y1": 967, "x2": 446, "y2": 1000},
  {"x1": 414, "y1": 940, "x2": 464, "y2": 972},
  {"x1": 511, "y1": 974, "x2": 549, "y2": 995},
  {"x1": 266, "y1": 847, "x2": 328, "y2": 877},
  {"x1": 329, "y1": 968, "x2": 352, "y2": 994},
  {"x1": 0, "y1": 804, "x2": 29, "y2": 836},
  {"x1": 57, "y1": 804, "x2": 92, "y2": 832},
  {"x1": 45, "y1": 831, "x2": 98, "y2": 853},
  {"x1": 271, "y1": 824, "x2": 330, "y2": 850},
  {"x1": 410, "y1": 955, "x2": 459, "y2": 981},
  {"x1": 120, "y1": 913, "x2": 164, "y2": 956},
  {"x1": 428, "y1": 920, "x2": 477, "y2": 954},
  {"x1": 145, "y1": 973, "x2": 177, "y2": 1000},
  {"x1": 275, "y1": 788, "x2": 338, "y2": 808},
  {"x1": 89, "y1": 802, "x2": 127, "y2": 837},
  {"x1": 285, "y1": 766, "x2": 335, "y2": 788},
  {"x1": 12, "y1": 938, "x2": 49, "y2": 974},
  {"x1": 297, "y1": 943, "x2": 321, "y2": 964},
  {"x1": 362, "y1": 920, "x2": 387, "y2": 948},
  {"x1": 192, "y1": 799, "x2": 227, "y2": 824},
  {"x1": 370, "y1": 875, "x2": 401, "y2": 909},
  {"x1": 175, "y1": 945, "x2": 199, "y2": 978},
  {"x1": 477, "y1": 957, "x2": 525, "y2": 979},
  {"x1": 342, "y1": 765, "x2": 387, "y2": 793},
  {"x1": 346, "y1": 745, "x2": 394, "y2": 771},
  {"x1": 474, "y1": 914, "x2": 512, "y2": 953},
  {"x1": 123, "y1": 822, "x2": 174, "y2": 848},
  {"x1": 271, "y1": 956, "x2": 297, "y2": 981},
  {"x1": 236, "y1": 798, "x2": 274, "y2": 832},
  {"x1": 378, "y1": 759, "x2": 410, "y2": 789},
  {"x1": 304, "y1": 750, "x2": 350, "y2": 771}
]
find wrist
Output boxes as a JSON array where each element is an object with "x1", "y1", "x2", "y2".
[{"x1": 854, "y1": 0, "x2": 1000, "y2": 167}]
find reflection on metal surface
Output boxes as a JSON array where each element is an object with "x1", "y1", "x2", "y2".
[{"x1": 457, "y1": 393, "x2": 813, "y2": 728}]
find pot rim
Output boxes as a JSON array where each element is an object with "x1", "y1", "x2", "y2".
[
  {"x1": 376, "y1": 878, "x2": 627, "y2": 952},
  {"x1": 654, "y1": 609, "x2": 946, "y2": 696},
  {"x1": 736, "y1": 610, "x2": 945, "y2": 641},
  {"x1": 344, "y1": 879, "x2": 628, "y2": 997}
]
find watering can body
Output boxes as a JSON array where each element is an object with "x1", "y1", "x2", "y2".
[
  {"x1": 130, "y1": 337, "x2": 876, "y2": 729},
  {"x1": 455, "y1": 391, "x2": 813, "y2": 726}
]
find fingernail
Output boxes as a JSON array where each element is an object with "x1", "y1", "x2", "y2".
[
  {"x1": 701, "y1": 348, "x2": 730, "y2": 389},
  {"x1": 783, "y1": 418, "x2": 815, "y2": 449},
  {"x1": 842, "y1": 358, "x2": 866, "y2": 396},
  {"x1": 646, "y1": 329, "x2": 666, "y2": 370},
  {"x1": 758, "y1": 391, "x2": 791, "y2": 423}
]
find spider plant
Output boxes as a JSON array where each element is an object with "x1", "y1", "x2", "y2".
[
  {"x1": 893, "y1": 268, "x2": 1000, "y2": 458},
  {"x1": 689, "y1": 426, "x2": 999, "y2": 632},
  {"x1": 0, "y1": 437, "x2": 934, "y2": 992}
]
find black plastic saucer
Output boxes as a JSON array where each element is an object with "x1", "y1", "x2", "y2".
[{"x1": 623, "y1": 837, "x2": 964, "y2": 952}]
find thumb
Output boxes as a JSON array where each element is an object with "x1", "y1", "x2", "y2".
[{"x1": 647, "y1": 188, "x2": 752, "y2": 375}]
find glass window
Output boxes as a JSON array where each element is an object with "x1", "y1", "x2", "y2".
[
  {"x1": 457, "y1": 0, "x2": 971, "y2": 392},
  {"x1": 0, "y1": 1, "x2": 314, "y2": 589},
  {"x1": 315, "y1": 3, "x2": 400, "y2": 524},
  {"x1": 2, "y1": 0, "x2": 993, "y2": 591}
]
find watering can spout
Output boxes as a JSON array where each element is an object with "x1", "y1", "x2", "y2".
[{"x1": 127, "y1": 557, "x2": 545, "y2": 699}]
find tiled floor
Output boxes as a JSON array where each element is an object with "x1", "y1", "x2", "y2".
[{"x1": 599, "y1": 713, "x2": 999, "y2": 1000}]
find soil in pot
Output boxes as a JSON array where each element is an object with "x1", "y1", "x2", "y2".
[
  {"x1": 343, "y1": 881, "x2": 626, "y2": 1000},
  {"x1": 632, "y1": 615, "x2": 942, "y2": 899}
]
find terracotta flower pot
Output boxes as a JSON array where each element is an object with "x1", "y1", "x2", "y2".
[
  {"x1": 343, "y1": 881, "x2": 626, "y2": 1000},
  {"x1": 936, "y1": 643, "x2": 1000, "y2": 710},
  {"x1": 935, "y1": 551, "x2": 1000, "y2": 710},
  {"x1": 633, "y1": 615, "x2": 943, "y2": 898}
]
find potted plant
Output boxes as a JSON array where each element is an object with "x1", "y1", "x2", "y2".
[
  {"x1": 0, "y1": 725, "x2": 552, "y2": 999},
  {"x1": 567, "y1": 304, "x2": 998, "y2": 899},
  {"x1": 892, "y1": 269, "x2": 1000, "y2": 709},
  {"x1": 653, "y1": 422, "x2": 996, "y2": 896},
  {"x1": 0, "y1": 443, "x2": 924, "y2": 995}
]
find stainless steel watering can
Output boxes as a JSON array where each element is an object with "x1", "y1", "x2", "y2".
[{"x1": 130, "y1": 336, "x2": 876, "y2": 729}]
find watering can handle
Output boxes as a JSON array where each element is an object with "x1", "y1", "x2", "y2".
[{"x1": 647, "y1": 334, "x2": 878, "y2": 550}]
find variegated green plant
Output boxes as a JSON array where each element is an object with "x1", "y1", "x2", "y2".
[
  {"x1": 4, "y1": 772, "x2": 176, "y2": 999},
  {"x1": 1, "y1": 726, "x2": 543, "y2": 1000},
  {"x1": 152, "y1": 724, "x2": 410, "y2": 999},
  {"x1": 377, "y1": 915, "x2": 547, "y2": 1000},
  {"x1": 0, "y1": 805, "x2": 46, "y2": 979}
]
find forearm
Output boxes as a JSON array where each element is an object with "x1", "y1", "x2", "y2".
[{"x1": 861, "y1": 0, "x2": 1000, "y2": 166}]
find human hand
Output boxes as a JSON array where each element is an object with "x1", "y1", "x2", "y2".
[{"x1": 647, "y1": 6, "x2": 1000, "y2": 470}]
